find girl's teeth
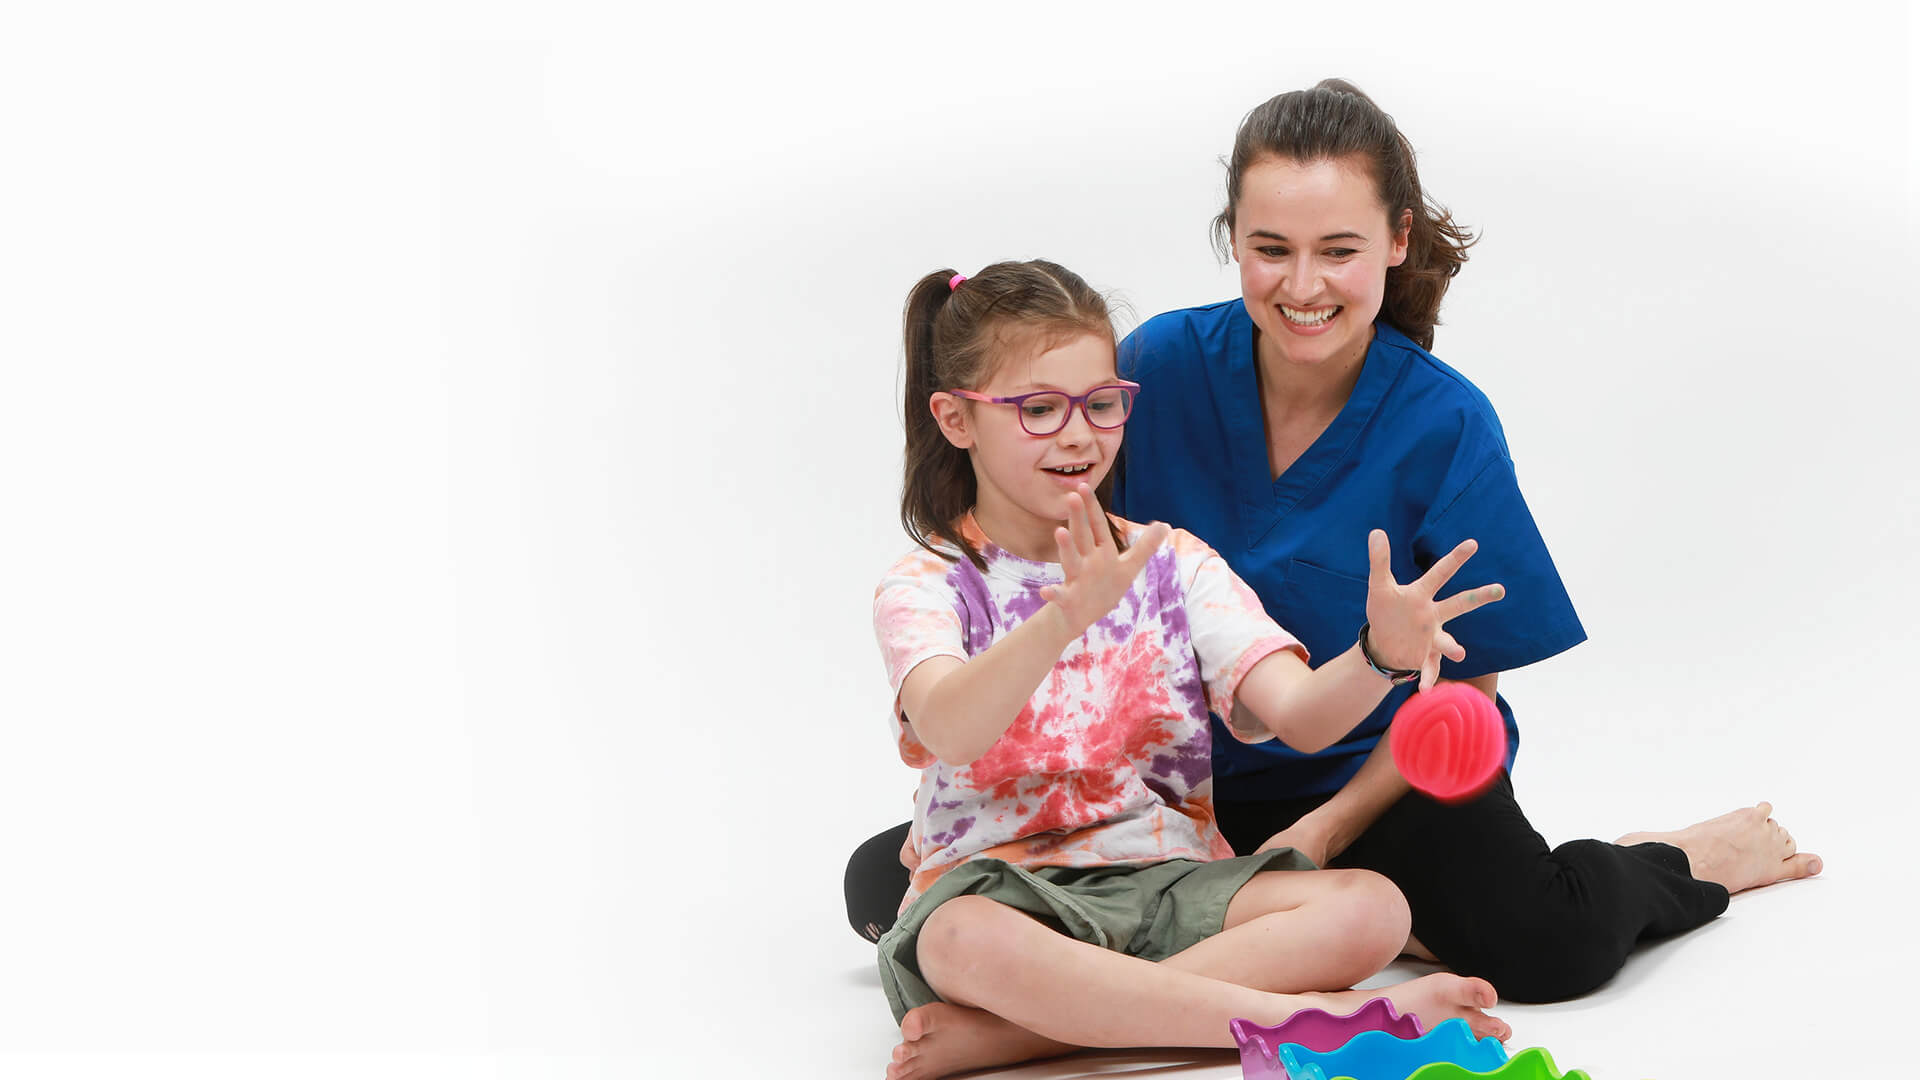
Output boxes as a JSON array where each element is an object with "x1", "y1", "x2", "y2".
[{"x1": 1281, "y1": 305, "x2": 1338, "y2": 326}]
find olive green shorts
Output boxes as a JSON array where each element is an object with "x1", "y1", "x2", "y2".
[{"x1": 875, "y1": 848, "x2": 1315, "y2": 1024}]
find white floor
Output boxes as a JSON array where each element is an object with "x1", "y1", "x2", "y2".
[
  {"x1": 782, "y1": 779, "x2": 1906, "y2": 1080},
  {"x1": 807, "y1": 867, "x2": 1895, "y2": 1079}
]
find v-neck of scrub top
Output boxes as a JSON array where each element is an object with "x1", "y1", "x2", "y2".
[{"x1": 1223, "y1": 305, "x2": 1409, "y2": 551}]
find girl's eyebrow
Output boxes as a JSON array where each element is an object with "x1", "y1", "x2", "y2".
[
  {"x1": 1248, "y1": 228, "x2": 1369, "y2": 242},
  {"x1": 1008, "y1": 380, "x2": 1113, "y2": 393}
]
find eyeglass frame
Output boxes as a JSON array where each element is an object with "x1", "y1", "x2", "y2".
[{"x1": 944, "y1": 380, "x2": 1142, "y2": 437}]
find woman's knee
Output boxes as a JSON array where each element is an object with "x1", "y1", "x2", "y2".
[
  {"x1": 1442, "y1": 844, "x2": 1636, "y2": 1002},
  {"x1": 1474, "y1": 924, "x2": 1627, "y2": 1002},
  {"x1": 845, "y1": 822, "x2": 912, "y2": 942}
]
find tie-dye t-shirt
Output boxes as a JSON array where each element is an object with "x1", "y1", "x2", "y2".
[{"x1": 873, "y1": 516, "x2": 1305, "y2": 911}]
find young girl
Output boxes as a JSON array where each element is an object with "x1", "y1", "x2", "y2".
[{"x1": 873, "y1": 259, "x2": 1510, "y2": 1080}]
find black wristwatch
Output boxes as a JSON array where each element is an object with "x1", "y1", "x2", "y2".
[{"x1": 1357, "y1": 622, "x2": 1421, "y2": 685}]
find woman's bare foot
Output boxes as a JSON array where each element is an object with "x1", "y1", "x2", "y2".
[
  {"x1": 1319, "y1": 972, "x2": 1509, "y2": 1042},
  {"x1": 887, "y1": 1002, "x2": 1075, "y2": 1080},
  {"x1": 1617, "y1": 802, "x2": 1822, "y2": 894}
]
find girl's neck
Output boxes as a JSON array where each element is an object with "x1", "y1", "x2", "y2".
[{"x1": 967, "y1": 504, "x2": 1058, "y2": 565}]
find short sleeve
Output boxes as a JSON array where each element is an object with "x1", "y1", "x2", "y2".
[
  {"x1": 1416, "y1": 456, "x2": 1587, "y2": 678},
  {"x1": 1172, "y1": 531, "x2": 1307, "y2": 742},
  {"x1": 872, "y1": 563, "x2": 968, "y2": 767}
]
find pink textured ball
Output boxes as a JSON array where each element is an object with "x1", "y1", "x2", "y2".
[{"x1": 1388, "y1": 682, "x2": 1507, "y2": 804}]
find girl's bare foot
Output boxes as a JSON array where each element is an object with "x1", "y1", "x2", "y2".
[
  {"x1": 1617, "y1": 802, "x2": 1822, "y2": 894},
  {"x1": 887, "y1": 1003, "x2": 1074, "y2": 1080},
  {"x1": 1318, "y1": 972, "x2": 1509, "y2": 1042}
]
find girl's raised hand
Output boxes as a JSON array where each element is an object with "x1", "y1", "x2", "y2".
[
  {"x1": 1363, "y1": 529, "x2": 1506, "y2": 691},
  {"x1": 1039, "y1": 483, "x2": 1171, "y2": 636}
]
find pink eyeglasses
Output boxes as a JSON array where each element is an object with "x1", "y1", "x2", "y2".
[{"x1": 947, "y1": 381, "x2": 1141, "y2": 437}]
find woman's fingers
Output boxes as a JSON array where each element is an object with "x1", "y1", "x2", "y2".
[
  {"x1": 1434, "y1": 582, "x2": 1506, "y2": 623},
  {"x1": 1418, "y1": 651, "x2": 1441, "y2": 693},
  {"x1": 1437, "y1": 630, "x2": 1465, "y2": 663},
  {"x1": 1366, "y1": 529, "x2": 1393, "y2": 586},
  {"x1": 1415, "y1": 538, "x2": 1479, "y2": 596}
]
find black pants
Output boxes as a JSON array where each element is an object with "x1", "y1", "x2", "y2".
[{"x1": 842, "y1": 773, "x2": 1729, "y2": 1003}]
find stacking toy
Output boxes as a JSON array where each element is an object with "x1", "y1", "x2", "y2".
[
  {"x1": 1277, "y1": 1018, "x2": 1508, "y2": 1080},
  {"x1": 1389, "y1": 681, "x2": 1507, "y2": 803},
  {"x1": 1229, "y1": 997, "x2": 1423, "y2": 1078},
  {"x1": 1403, "y1": 1046, "x2": 1593, "y2": 1080},
  {"x1": 1231, "y1": 1003, "x2": 1603, "y2": 1080}
]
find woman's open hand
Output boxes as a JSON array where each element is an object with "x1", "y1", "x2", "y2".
[
  {"x1": 1363, "y1": 530, "x2": 1505, "y2": 691},
  {"x1": 1039, "y1": 483, "x2": 1170, "y2": 637}
]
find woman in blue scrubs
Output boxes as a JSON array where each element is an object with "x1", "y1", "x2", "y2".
[
  {"x1": 844, "y1": 79, "x2": 1821, "y2": 1003},
  {"x1": 1108, "y1": 80, "x2": 1820, "y2": 1001}
]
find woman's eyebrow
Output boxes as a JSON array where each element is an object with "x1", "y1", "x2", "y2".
[{"x1": 1248, "y1": 228, "x2": 1369, "y2": 242}]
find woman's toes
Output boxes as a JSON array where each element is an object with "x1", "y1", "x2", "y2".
[{"x1": 1787, "y1": 852, "x2": 1822, "y2": 878}]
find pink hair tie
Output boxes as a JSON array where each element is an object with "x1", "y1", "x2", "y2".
[{"x1": 948, "y1": 273, "x2": 968, "y2": 292}]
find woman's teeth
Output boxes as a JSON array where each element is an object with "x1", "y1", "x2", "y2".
[{"x1": 1280, "y1": 304, "x2": 1339, "y2": 326}]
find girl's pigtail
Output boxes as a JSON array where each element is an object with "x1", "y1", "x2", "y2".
[{"x1": 901, "y1": 270, "x2": 987, "y2": 570}]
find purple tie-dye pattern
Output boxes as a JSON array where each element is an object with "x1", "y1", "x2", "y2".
[
  {"x1": 1148, "y1": 545, "x2": 1213, "y2": 736},
  {"x1": 1150, "y1": 548, "x2": 1190, "y2": 641},
  {"x1": 1090, "y1": 591, "x2": 1138, "y2": 637},
  {"x1": 946, "y1": 556, "x2": 998, "y2": 657},
  {"x1": 928, "y1": 816, "x2": 975, "y2": 846},
  {"x1": 1001, "y1": 580, "x2": 1048, "y2": 624},
  {"x1": 1151, "y1": 735, "x2": 1213, "y2": 789},
  {"x1": 1140, "y1": 775, "x2": 1178, "y2": 805},
  {"x1": 926, "y1": 788, "x2": 967, "y2": 813}
]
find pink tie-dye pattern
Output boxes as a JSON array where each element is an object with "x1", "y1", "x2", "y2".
[{"x1": 873, "y1": 519, "x2": 1302, "y2": 911}]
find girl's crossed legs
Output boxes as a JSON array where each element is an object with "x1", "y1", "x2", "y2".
[{"x1": 890, "y1": 867, "x2": 1507, "y2": 1080}]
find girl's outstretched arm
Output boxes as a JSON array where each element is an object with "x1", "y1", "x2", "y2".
[
  {"x1": 900, "y1": 485, "x2": 1170, "y2": 766},
  {"x1": 1229, "y1": 531, "x2": 1504, "y2": 754}
]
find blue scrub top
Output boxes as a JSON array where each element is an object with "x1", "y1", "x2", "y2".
[{"x1": 1114, "y1": 300, "x2": 1586, "y2": 799}]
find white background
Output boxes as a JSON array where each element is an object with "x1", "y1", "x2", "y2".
[{"x1": 2, "y1": 2, "x2": 1916, "y2": 1077}]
